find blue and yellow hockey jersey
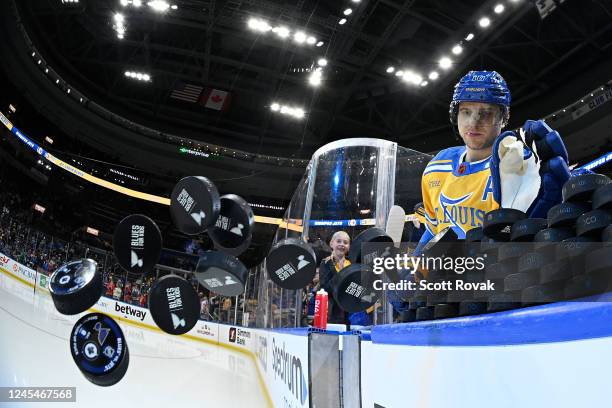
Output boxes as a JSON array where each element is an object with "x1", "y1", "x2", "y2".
[{"x1": 420, "y1": 146, "x2": 499, "y2": 241}]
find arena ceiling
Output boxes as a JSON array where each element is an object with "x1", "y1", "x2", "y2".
[{"x1": 15, "y1": 0, "x2": 612, "y2": 160}]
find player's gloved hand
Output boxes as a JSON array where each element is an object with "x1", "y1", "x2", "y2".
[{"x1": 490, "y1": 119, "x2": 570, "y2": 218}]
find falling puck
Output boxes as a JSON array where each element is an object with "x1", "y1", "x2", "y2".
[
  {"x1": 483, "y1": 209, "x2": 526, "y2": 241},
  {"x1": 593, "y1": 183, "x2": 612, "y2": 210},
  {"x1": 332, "y1": 263, "x2": 378, "y2": 313},
  {"x1": 195, "y1": 251, "x2": 248, "y2": 296},
  {"x1": 347, "y1": 228, "x2": 393, "y2": 264},
  {"x1": 113, "y1": 214, "x2": 162, "y2": 275},
  {"x1": 208, "y1": 194, "x2": 255, "y2": 256},
  {"x1": 547, "y1": 202, "x2": 591, "y2": 228},
  {"x1": 265, "y1": 237, "x2": 316, "y2": 290},
  {"x1": 575, "y1": 210, "x2": 612, "y2": 237},
  {"x1": 70, "y1": 313, "x2": 129, "y2": 387},
  {"x1": 562, "y1": 173, "x2": 610, "y2": 203},
  {"x1": 148, "y1": 275, "x2": 200, "y2": 335},
  {"x1": 170, "y1": 176, "x2": 221, "y2": 235},
  {"x1": 49, "y1": 259, "x2": 103, "y2": 315},
  {"x1": 510, "y1": 218, "x2": 548, "y2": 242}
]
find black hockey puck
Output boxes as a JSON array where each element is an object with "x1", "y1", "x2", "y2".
[
  {"x1": 562, "y1": 173, "x2": 610, "y2": 203},
  {"x1": 486, "y1": 292, "x2": 520, "y2": 312},
  {"x1": 585, "y1": 247, "x2": 612, "y2": 276},
  {"x1": 148, "y1": 275, "x2": 200, "y2": 335},
  {"x1": 195, "y1": 251, "x2": 248, "y2": 296},
  {"x1": 459, "y1": 300, "x2": 487, "y2": 316},
  {"x1": 422, "y1": 227, "x2": 460, "y2": 258},
  {"x1": 540, "y1": 261, "x2": 573, "y2": 284},
  {"x1": 434, "y1": 303, "x2": 459, "y2": 319},
  {"x1": 510, "y1": 218, "x2": 548, "y2": 242},
  {"x1": 415, "y1": 306, "x2": 435, "y2": 321},
  {"x1": 547, "y1": 202, "x2": 591, "y2": 228},
  {"x1": 332, "y1": 263, "x2": 378, "y2": 313},
  {"x1": 70, "y1": 313, "x2": 129, "y2": 387},
  {"x1": 170, "y1": 176, "x2": 221, "y2": 235},
  {"x1": 504, "y1": 272, "x2": 540, "y2": 292},
  {"x1": 497, "y1": 242, "x2": 530, "y2": 262},
  {"x1": 603, "y1": 225, "x2": 612, "y2": 242},
  {"x1": 593, "y1": 183, "x2": 612, "y2": 210},
  {"x1": 399, "y1": 309, "x2": 416, "y2": 323},
  {"x1": 522, "y1": 281, "x2": 565, "y2": 305},
  {"x1": 208, "y1": 194, "x2": 255, "y2": 256},
  {"x1": 113, "y1": 214, "x2": 162, "y2": 275},
  {"x1": 517, "y1": 251, "x2": 554, "y2": 275},
  {"x1": 564, "y1": 273, "x2": 611, "y2": 300},
  {"x1": 465, "y1": 227, "x2": 484, "y2": 242},
  {"x1": 265, "y1": 237, "x2": 316, "y2": 290},
  {"x1": 533, "y1": 228, "x2": 574, "y2": 249},
  {"x1": 347, "y1": 228, "x2": 393, "y2": 264},
  {"x1": 575, "y1": 210, "x2": 612, "y2": 237},
  {"x1": 49, "y1": 259, "x2": 103, "y2": 315},
  {"x1": 482, "y1": 209, "x2": 526, "y2": 241},
  {"x1": 480, "y1": 238, "x2": 500, "y2": 260},
  {"x1": 485, "y1": 261, "x2": 514, "y2": 281},
  {"x1": 556, "y1": 237, "x2": 596, "y2": 262}
]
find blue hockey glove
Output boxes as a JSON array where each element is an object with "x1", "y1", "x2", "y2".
[{"x1": 490, "y1": 119, "x2": 570, "y2": 218}]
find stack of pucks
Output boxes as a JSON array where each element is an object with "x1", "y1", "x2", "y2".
[
  {"x1": 70, "y1": 313, "x2": 129, "y2": 386},
  {"x1": 459, "y1": 227, "x2": 489, "y2": 314},
  {"x1": 148, "y1": 275, "x2": 200, "y2": 335},
  {"x1": 332, "y1": 263, "x2": 378, "y2": 313},
  {"x1": 49, "y1": 259, "x2": 103, "y2": 315},
  {"x1": 421, "y1": 227, "x2": 461, "y2": 320},
  {"x1": 169, "y1": 176, "x2": 221, "y2": 235},
  {"x1": 195, "y1": 251, "x2": 248, "y2": 296},
  {"x1": 593, "y1": 182, "x2": 612, "y2": 243},
  {"x1": 482, "y1": 208, "x2": 526, "y2": 242},
  {"x1": 207, "y1": 194, "x2": 255, "y2": 256},
  {"x1": 265, "y1": 237, "x2": 316, "y2": 290},
  {"x1": 113, "y1": 214, "x2": 162, "y2": 275}
]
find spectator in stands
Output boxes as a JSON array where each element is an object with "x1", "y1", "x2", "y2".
[
  {"x1": 200, "y1": 293, "x2": 209, "y2": 319},
  {"x1": 106, "y1": 278, "x2": 115, "y2": 297},
  {"x1": 222, "y1": 297, "x2": 232, "y2": 322},
  {"x1": 319, "y1": 231, "x2": 351, "y2": 326},
  {"x1": 113, "y1": 284, "x2": 122, "y2": 300},
  {"x1": 139, "y1": 291, "x2": 147, "y2": 308}
]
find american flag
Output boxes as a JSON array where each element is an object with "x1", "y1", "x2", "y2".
[{"x1": 169, "y1": 81, "x2": 204, "y2": 103}]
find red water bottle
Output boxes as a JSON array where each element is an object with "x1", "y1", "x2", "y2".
[{"x1": 313, "y1": 289, "x2": 328, "y2": 329}]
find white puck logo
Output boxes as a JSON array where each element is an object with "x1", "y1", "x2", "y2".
[
  {"x1": 103, "y1": 345, "x2": 116, "y2": 359},
  {"x1": 84, "y1": 342, "x2": 99, "y2": 360},
  {"x1": 171, "y1": 313, "x2": 186, "y2": 329},
  {"x1": 297, "y1": 255, "x2": 310, "y2": 270},
  {"x1": 131, "y1": 250, "x2": 143, "y2": 268},
  {"x1": 191, "y1": 210, "x2": 207, "y2": 226},
  {"x1": 177, "y1": 188, "x2": 195, "y2": 213},
  {"x1": 230, "y1": 223, "x2": 244, "y2": 237},
  {"x1": 224, "y1": 276, "x2": 238, "y2": 285}
]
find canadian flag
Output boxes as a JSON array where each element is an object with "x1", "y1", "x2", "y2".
[{"x1": 201, "y1": 88, "x2": 232, "y2": 111}]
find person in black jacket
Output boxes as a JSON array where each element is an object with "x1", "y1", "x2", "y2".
[{"x1": 318, "y1": 231, "x2": 351, "y2": 326}]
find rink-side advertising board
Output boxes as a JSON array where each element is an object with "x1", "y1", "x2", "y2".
[
  {"x1": 0, "y1": 252, "x2": 37, "y2": 285},
  {"x1": 219, "y1": 324, "x2": 255, "y2": 351},
  {"x1": 256, "y1": 331, "x2": 310, "y2": 408}
]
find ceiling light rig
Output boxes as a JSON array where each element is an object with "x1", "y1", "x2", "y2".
[
  {"x1": 247, "y1": 17, "x2": 323, "y2": 48},
  {"x1": 124, "y1": 71, "x2": 151, "y2": 82},
  {"x1": 384, "y1": 0, "x2": 523, "y2": 87},
  {"x1": 120, "y1": 0, "x2": 177, "y2": 11},
  {"x1": 113, "y1": 13, "x2": 127, "y2": 39},
  {"x1": 270, "y1": 102, "x2": 306, "y2": 120}
]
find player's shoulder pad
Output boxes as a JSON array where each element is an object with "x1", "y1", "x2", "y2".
[{"x1": 423, "y1": 146, "x2": 464, "y2": 175}]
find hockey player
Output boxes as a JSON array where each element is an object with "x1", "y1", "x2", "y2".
[{"x1": 416, "y1": 70, "x2": 571, "y2": 252}]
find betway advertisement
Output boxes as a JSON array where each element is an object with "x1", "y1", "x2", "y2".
[
  {"x1": 0, "y1": 252, "x2": 37, "y2": 285},
  {"x1": 263, "y1": 332, "x2": 310, "y2": 408}
]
